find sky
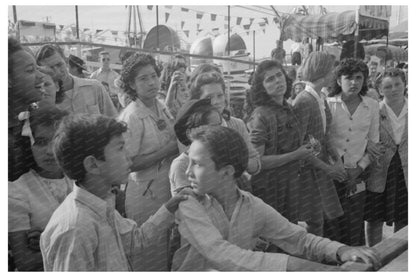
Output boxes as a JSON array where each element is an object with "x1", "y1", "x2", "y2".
[{"x1": 7, "y1": 4, "x2": 408, "y2": 59}]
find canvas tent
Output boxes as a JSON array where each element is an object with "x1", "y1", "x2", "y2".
[{"x1": 281, "y1": 10, "x2": 389, "y2": 42}]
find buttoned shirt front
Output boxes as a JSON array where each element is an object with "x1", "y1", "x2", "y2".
[
  {"x1": 384, "y1": 98, "x2": 407, "y2": 145},
  {"x1": 56, "y1": 75, "x2": 117, "y2": 117},
  {"x1": 40, "y1": 185, "x2": 174, "y2": 271},
  {"x1": 327, "y1": 95, "x2": 379, "y2": 169},
  {"x1": 172, "y1": 190, "x2": 344, "y2": 271}
]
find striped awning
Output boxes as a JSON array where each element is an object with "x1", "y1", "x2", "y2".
[{"x1": 281, "y1": 10, "x2": 389, "y2": 42}]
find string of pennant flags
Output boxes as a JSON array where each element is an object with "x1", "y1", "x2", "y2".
[{"x1": 57, "y1": 5, "x2": 279, "y2": 39}]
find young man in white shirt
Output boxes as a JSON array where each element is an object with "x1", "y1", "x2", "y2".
[
  {"x1": 36, "y1": 45, "x2": 117, "y2": 117},
  {"x1": 40, "y1": 114, "x2": 190, "y2": 271},
  {"x1": 172, "y1": 125, "x2": 381, "y2": 271}
]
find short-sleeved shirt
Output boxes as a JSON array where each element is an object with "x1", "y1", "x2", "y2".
[
  {"x1": 8, "y1": 170, "x2": 73, "y2": 232},
  {"x1": 118, "y1": 98, "x2": 176, "y2": 182},
  {"x1": 57, "y1": 75, "x2": 117, "y2": 117}
]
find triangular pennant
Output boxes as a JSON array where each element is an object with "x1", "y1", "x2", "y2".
[
  {"x1": 243, "y1": 24, "x2": 250, "y2": 30},
  {"x1": 250, "y1": 18, "x2": 254, "y2": 25},
  {"x1": 236, "y1": 17, "x2": 242, "y2": 25},
  {"x1": 212, "y1": 27, "x2": 219, "y2": 32},
  {"x1": 147, "y1": 6, "x2": 153, "y2": 10},
  {"x1": 96, "y1": 29, "x2": 103, "y2": 34},
  {"x1": 273, "y1": 17, "x2": 279, "y2": 24},
  {"x1": 196, "y1": 12, "x2": 203, "y2": 20},
  {"x1": 211, "y1": 14, "x2": 217, "y2": 21},
  {"x1": 165, "y1": 5, "x2": 173, "y2": 9},
  {"x1": 181, "y1": 7, "x2": 189, "y2": 12},
  {"x1": 184, "y1": 30, "x2": 190, "y2": 37},
  {"x1": 165, "y1": 12, "x2": 170, "y2": 22},
  {"x1": 181, "y1": 21, "x2": 185, "y2": 29},
  {"x1": 263, "y1": 17, "x2": 269, "y2": 25},
  {"x1": 59, "y1": 25, "x2": 64, "y2": 30},
  {"x1": 111, "y1": 30, "x2": 118, "y2": 35},
  {"x1": 83, "y1": 28, "x2": 90, "y2": 32}
]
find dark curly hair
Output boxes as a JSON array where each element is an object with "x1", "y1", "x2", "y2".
[
  {"x1": 53, "y1": 114, "x2": 128, "y2": 183},
  {"x1": 375, "y1": 67, "x2": 406, "y2": 92},
  {"x1": 189, "y1": 63, "x2": 222, "y2": 85},
  {"x1": 189, "y1": 71, "x2": 226, "y2": 100},
  {"x1": 328, "y1": 58, "x2": 369, "y2": 97},
  {"x1": 190, "y1": 126, "x2": 248, "y2": 178},
  {"x1": 119, "y1": 53, "x2": 161, "y2": 101},
  {"x1": 249, "y1": 60, "x2": 292, "y2": 106},
  {"x1": 35, "y1": 44, "x2": 66, "y2": 64}
]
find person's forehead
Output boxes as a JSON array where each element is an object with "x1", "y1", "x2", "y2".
[
  {"x1": 41, "y1": 52, "x2": 65, "y2": 64},
  {"x1": 33, "y1": 124, "x2": 56, "y2": 138},
  {"x1": 189, "y1": 140, "x2": 210, "y2": 159},
  {"x1": 136, "y1": 65, "x2": 156, "y2": 77},
  {"x1": 264, "y1": 67, "x2": 282, "y2": 76}
]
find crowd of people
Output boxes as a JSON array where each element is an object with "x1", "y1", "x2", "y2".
[{"x1": 8, "y1": 35, "x2": 407, "y2": 271}]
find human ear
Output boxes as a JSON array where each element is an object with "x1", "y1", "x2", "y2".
[
  {"x1": 220, "y1": 165, "x2": 235, "y2": 179},
  {"x1": 83, "y1": 155, "x2": 101, "y2": 175},
  {"x1": 336, "y1": 77, "x2": 342, "y2": 87}
]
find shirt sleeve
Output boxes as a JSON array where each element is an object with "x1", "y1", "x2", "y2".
[
  {"x1": 256, "y1": 198, "x2": 344, "y2": 264},
  {"x1": 96, "y1": 82, "x2": 117, "y2": 117},
  {"x1": 358, "y1": 101, "x2": 380, "y2": 169},
  {"x1": 169, "y1": 156, "x2": 191, "y2": 196},
  {"x1": 117, "y1": 205, "x2": 174, "y2": 258},
  {"x1": 233, "y1": 118, "x2": 261, "y2": 175},
  {"x1": 8, "y1": 182, "x2": 31, "y2": 232},
  {"x1": 176, "y1": 197, "x2": 292, "y2": 271},
  {"x1": 247, "y1": 110, "x2": 268, "y2": 149},
  {"x1": 121, "y1": 114, "x2": 144, "y2": 158},
  {"x1": 41, "y1": 228, "x2": 97, "y2": 271},
  {"x1": 292, "y1": 95, "x2": 311, "y2": 144}
]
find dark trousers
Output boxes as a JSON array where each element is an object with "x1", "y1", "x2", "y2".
[{"x1": 323, "y1": 180, "x2": 366, "y2": 246}]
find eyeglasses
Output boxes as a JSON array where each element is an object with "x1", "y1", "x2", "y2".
[{"x1": 102, "y1": 58, "x2": 110, "y2": 62}]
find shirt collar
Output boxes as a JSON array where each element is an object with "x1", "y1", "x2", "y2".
[
  {"x1": 304, "y1": 84, "x2": 323, "y2": 102},
  {"x1": 73, "y1": 185, "x2": 112, "y2": 219},
  {"x1": 382, "y1": 98, "x2": 408, "y2": 118}
]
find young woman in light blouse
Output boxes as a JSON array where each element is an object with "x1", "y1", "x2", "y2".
[
  {"x1": 118, "y1": 53, "x2": 178, "y2": 271},
  {"x1": 324, "y1": 58, "x2": 380, "y2": 246},
  {"x1": 365, "y1": 68, "x2": 408, "y2": 246}
]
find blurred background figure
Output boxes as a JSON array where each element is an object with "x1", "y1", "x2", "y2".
[{"x1": 68, "y1": 54, "x2": 89, "y2": 78}]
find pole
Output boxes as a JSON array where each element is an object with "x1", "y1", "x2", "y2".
[
  {"x1": 133, "y1": 5, "x2": 137, "y2": 47},
  {"x1": 253, "y1": 30, "x2": 256, "y2": 70},
  {"x1": 12, "y1": 5, "x2": 17, "y2": 23},
  {"x1": 228, "y1": 5, "x2": 231, "y2": 56},
  {"x1": 127, "y1": 6, "x2": 132, "y2": 46},
  {"x1": 354, "y1": 8, "x2": 359, "y2": 59},
  {"x1": 156, "y1": 5, "x2": 159, "y2": 50},
  {"x1": 75, "y1": 6, "x2": 80, "y2": 40}
]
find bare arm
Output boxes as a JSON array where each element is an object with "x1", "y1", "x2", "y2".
[{"x1": 130, "y1": 140, "x2": 178, "y2": 172}]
